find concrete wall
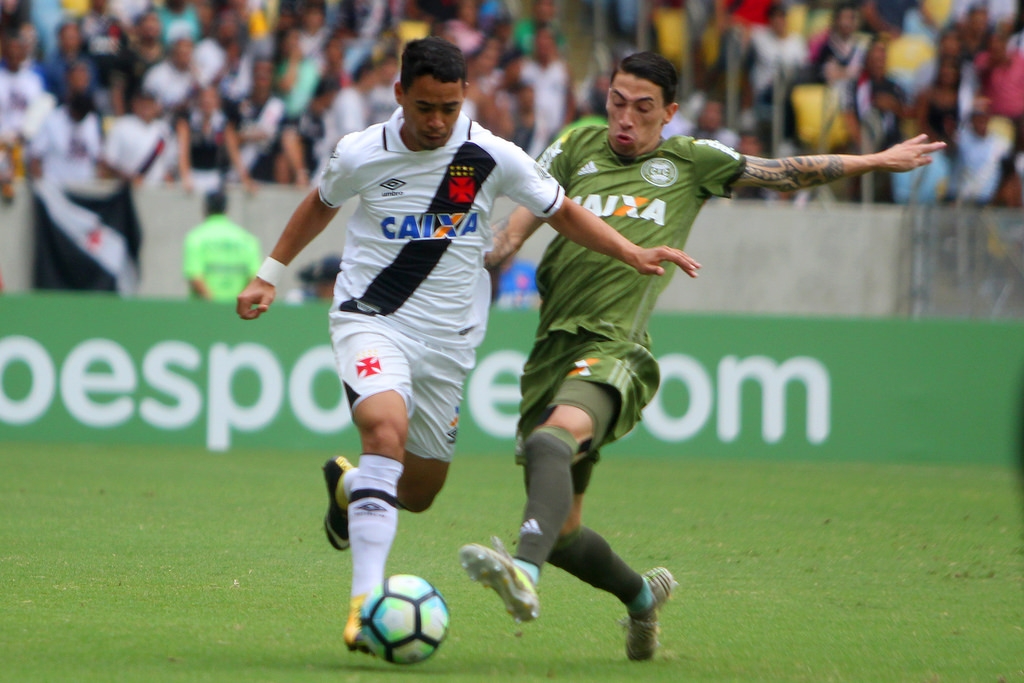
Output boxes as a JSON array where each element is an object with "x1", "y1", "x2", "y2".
[{"x1": 0, "y1": 182, "x2": 911, "y2": 316}]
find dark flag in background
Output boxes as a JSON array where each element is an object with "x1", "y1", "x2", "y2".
[{"x1": 32, "y1": 181, "x2": 142, "y2": 293}]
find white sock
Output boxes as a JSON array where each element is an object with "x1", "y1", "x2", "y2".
[
  {"x1": 348, "y1": 454, "x2": 403, "y2": 599},
  {"x1": 342, "y1": 466, "x2": 358, "y2": 500}
]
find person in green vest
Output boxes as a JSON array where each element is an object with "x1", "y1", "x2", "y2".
[{"x1": 183, "y1": 191, "x2": 261, "y2": 302}]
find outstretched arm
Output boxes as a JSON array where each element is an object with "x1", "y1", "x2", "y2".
[
  {"x1": 236, "y1": 188, "x2": 339, "y2": 319},
  {"x1": 485, "y1": 206, "x2": 545, "y2": 271},
  {"x1": 546, "y1": 198, "x2": 701, "y2": 278},
  {"x1": 734, "y1": 134, "x2": 946, "y2": 192}
]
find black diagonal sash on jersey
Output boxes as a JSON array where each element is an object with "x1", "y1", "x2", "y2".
[
  {"x1": 339, "y1": 141, "x2": 497, "y2": 316},
  {"x1": 137, "y1": 136, "x2": 166, "y2": 176}
]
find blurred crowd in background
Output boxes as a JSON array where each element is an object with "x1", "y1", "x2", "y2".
[{"x1": 0, "y1": 0, "x2": 1022, "y2": 207}]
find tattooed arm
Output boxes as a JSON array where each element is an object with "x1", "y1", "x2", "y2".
[
  {"x1": 485, "y1": 207, "x2": 545, "y2": 271},
  {"x1": 734, "y1": 134, "x2": 947, "y2": 191}
]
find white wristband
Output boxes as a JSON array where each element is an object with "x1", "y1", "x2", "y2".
[{"x1": 257, "y1": 257, "x2": 287, "y2": 287}]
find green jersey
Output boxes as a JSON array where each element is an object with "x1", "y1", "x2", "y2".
[
  {"x1": 535, "y1": 125, "x2": 745, "y2": 346},
  {"x1": 182, "y1": 214, "x2": 262, "y2": 303}
]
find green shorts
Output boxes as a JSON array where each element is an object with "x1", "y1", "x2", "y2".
[{"x1": 517, "y1": 329, "x2": 661, "y2": 458}]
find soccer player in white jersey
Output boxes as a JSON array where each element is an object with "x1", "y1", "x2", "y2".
[{"x1": 236, "y1": 37, "x2": 700, "y2": 654}]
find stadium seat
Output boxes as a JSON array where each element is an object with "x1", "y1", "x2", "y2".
[
  {"x1": 922, "y1": 0, "x2": 954, "y2": 29},
  {"x1": 790, "y1": 83, "x2": 849, "y2": 151},
  {"x1": 61, "y1": 0, "x2": 89, "y2": 16},
  {"x1": 987, "y1": 115, "x2": 1016, "y2": 149},
  {"x1": 804, "y1": 8, "x2": 833, "y2": 38},
  {"x1": 397, "y1": 20, "x2": 431, "y2": 46},
  {"x1": 654, "y1": 7, "x2": 688, "y2": 68},
  {"x1": 249, "y1": 7, "x2": 270, "y2": 41},
  {"x1": 786, "y1": 3, "x2": 807, "y2": 37},
  {"x1": 886, "y1": 34, "x2": 936, "y2": 95},
  {"x1": 701, "y1": 20, "x2": 721, "y2": 69}
]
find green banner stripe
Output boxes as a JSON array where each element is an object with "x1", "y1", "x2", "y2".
[{"x1": 1, "y1": 294, "x2": 1022, "y2": 466}]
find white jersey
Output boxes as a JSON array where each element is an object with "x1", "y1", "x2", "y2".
[
  {"x1": 28, "y1": 107, "x2": 103, "y2": 186},
  {"x1": 318, "y1": 108, "x2": 564, "y2": 345},
  {"x1": 193, "y1": 37, "x2": 227, "y2": 87},
  {"x1": 142, "y1": 60, "x2": 197, "y2": 111},
  {"x1": 0, "y1": 65, "x2": 46, "y2": 140},
  {"x1": 103, "y1": 114, "x2": 172, "y2": 185}
]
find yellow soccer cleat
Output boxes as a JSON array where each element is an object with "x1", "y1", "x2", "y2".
[{"x1": 344, "y1": 594, "x2": 372, "y2": 654}]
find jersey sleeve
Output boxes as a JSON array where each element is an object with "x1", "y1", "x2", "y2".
[
  {"x1": 690, "y1": 138, "x2": 747, "y2": 199},
  {"x1": 536, "y1": 128, "x2": 577, "y2": 187},
  {"x1": 496, "y1": 138, "x2": 564, "y2": 218},
  {"x1": 317, "y1": 134, "x2": 359, "y2": 208}
]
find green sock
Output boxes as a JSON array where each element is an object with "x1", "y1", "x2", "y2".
[
  {"x1": 547, "y1": 526, "x2": 645, "y2": 605},
  {"x1": 515, "y1": 429, "x2": 575, "y2": 568}
]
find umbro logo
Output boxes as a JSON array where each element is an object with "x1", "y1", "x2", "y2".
[
  {"x1": 520, "y1": 518, "x2": 542, "y2": 536},
  {"x1": 355, "y1": 501, "x2": 388, "y2": 513},
  {"x1": 380, "y1": 178, "x2": 406, "y2": 196},
  {"x1": 577, "y1": 161, "x2": 598, "y2": 176}
]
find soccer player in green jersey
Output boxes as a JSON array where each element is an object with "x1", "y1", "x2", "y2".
[{"x1": 459, "y1": 51, "x2": 945, "y2": 660}]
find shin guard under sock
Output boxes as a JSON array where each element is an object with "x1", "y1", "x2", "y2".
[
  {"x1": 514, "y1": 428, "x2": 575, "y2": 570},
  {"x1": 348, "y1": 454, "x2": 403, "y2": 598}
]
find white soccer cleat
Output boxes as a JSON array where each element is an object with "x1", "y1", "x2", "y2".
[
  {"x1": 624, "y1": 567, "x2": 677, "y2": 661},
  {"x1": 459, "y1": 536, "x2": 540, "y2": 622}
]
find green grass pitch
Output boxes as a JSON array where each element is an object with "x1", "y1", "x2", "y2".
[{"x1": 1, "y1": 443, "x2": 1022, "y2": 683}]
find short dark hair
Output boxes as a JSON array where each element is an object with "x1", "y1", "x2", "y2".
[
  {"x1": 613, "y1": 51, "x2": 677, "y2": 105},
  {"x1": 313, "y1": 76, "x2": 338, "y2": 99},
  {"x1": 400, "y1": 37, "x2": 466, "y2": 90},
  {"x1": 833, "y1": 1, "x2": 858, "y2": 19},
  {"x1": 204, "y1": 190, "x2": 227, "y2": 215},
  {"x1": 351, "y1": 55, "x2": 375, "y2": 84}
]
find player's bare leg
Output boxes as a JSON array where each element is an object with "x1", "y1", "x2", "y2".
[{"x1": 397, "y1": 452, "x2": 449, "y2": 512}]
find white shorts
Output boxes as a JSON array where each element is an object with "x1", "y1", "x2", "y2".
[{"x1": 328, "y1": 311, "x2": 475, "y2": 462}]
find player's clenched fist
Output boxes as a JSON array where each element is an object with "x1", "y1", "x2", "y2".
[{"x1": 237, "y1": 278, "x2": 276, "y2": 320}]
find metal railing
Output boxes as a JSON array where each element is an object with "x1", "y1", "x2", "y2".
[{"x1": 908, "y1": 203, "x2": 1024, "y2": 319}]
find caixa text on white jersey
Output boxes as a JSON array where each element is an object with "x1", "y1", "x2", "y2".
[{"x1": 379, "y1": 213, "x2": 481, "y2": 239}]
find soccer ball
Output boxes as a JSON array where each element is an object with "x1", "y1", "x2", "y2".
[{"x1": 360, "y1": 574, "x2": 449, "y2": 664}]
